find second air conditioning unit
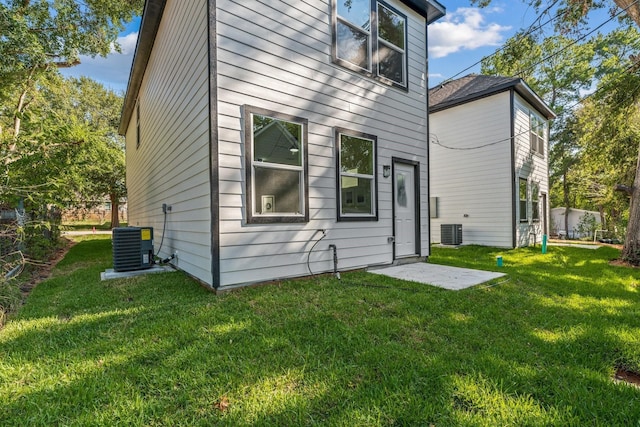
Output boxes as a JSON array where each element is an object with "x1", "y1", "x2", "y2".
[{"x1": 441, "y1": 224, "x2": 462, "y2": 245}]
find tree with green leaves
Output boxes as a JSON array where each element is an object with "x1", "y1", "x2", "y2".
[
  {"x1": 6, "y1": 76, "x2": 127, "y2": 227},
  {"x1": 0, "y1": 0, "x2": 142, "y2": 158},
  {"x1": 478, "y1": 0, "x2": 640, "y2": 259},
  {"x1": 471, "y1": 0, "x2": 640, "y2": 29}
]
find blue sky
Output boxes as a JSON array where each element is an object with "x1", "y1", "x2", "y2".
[{"x1": 60, "y1": 1, "x2": 616, "y2": 93}]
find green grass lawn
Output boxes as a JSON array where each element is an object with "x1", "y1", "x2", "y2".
[{"x1": 1, "y1": 237, "x2": 639, "y2": 426}]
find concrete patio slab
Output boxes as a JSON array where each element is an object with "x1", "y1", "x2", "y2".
[{"x1": 368, "y1": 263, "x2": 506, "y2": 290}]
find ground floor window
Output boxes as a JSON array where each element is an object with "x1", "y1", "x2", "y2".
[
  {"x1": 532, "y1": 182, "x2": 540, "y2": 222},
  {"x1": 519, "y1": 178, "x2": 528, "y2": 222},
  {"x1": 335, "y1": 128, "x2": 378, "y2": 221},
  {"x1": 244, "y1": 106, "x2": 309, "y2": 224}
]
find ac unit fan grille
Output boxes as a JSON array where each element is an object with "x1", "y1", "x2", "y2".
[
  {"x1": 112, "y1": 227, "x2": 154, "y2": 272},
  {"x1": 441, "y1": 224, "x2": 462, "y2": 245}
]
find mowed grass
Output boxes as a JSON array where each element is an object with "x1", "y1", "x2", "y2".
[{"x1": 1, "y1": 237, "x2": 639, "y2": 426}]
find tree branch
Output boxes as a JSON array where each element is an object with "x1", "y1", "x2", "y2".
[{"x1": 615, "y1": 183, "x2": 633, "y2": 195}]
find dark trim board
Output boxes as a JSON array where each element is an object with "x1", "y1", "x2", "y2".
[
  {"x1": 510, "y1": 89, "x2": 517, "y2": 249},
  {"x1": 208, "y1": 0, "x2": 220, "y2": 289}
]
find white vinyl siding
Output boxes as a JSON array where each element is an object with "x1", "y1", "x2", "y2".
[
  {"x1": 124, "y1": 0, "x2": 212, "y2": 284},
  {"x1": 216, "y1": 0, "x2": 429, "y2": 287},
  {"x1": 430, "y1": 92, "x2": 514, "y2": 248},
  {"x1": 514, "y1": 94, "x2": 549, "y2": 247},
  {"x1": 430, "y1": 90, "x2": 550, "y2": 249}
]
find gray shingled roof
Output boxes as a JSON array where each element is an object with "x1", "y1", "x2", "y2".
[{"x1": 429, "y1": 74, "x2": 555, "y2": 119}]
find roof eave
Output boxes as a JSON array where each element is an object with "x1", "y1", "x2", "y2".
[
  {"x1": 514, "y1": 80, "x2": 556, "y2": 120},
  {"x1": 401, "y1": 0, "x2": 446, "y2": 23},
  {"x1": 430, "y1": 78, "x2": 556, "y2": 120},
  {"x1": 430, "y1": 80, "x2": 519, "y2": 114},
  {"x1": 118, "y1": 0, "x2": 167, "y2": 135}
]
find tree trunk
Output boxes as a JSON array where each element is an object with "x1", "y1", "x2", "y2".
[
  {"x1": 620, "y1": 144, "x2": 640, "y2": 264},
  {"x1": 110, "y1": 193, "x2": 120, "y2": 229},
  {"x1": 615, "y1": 0, "x2": 640, "y2": 27}
]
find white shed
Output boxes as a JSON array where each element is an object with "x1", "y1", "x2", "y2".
[{"x1": 550, "y1": 208, "x2": 603, "y2": 239}]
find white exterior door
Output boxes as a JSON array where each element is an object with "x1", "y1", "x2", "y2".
[{"x1": 394, "y1": 162, "x2": 417, "y2": 258}]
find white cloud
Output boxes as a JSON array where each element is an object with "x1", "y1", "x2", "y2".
[
  {"x1": 429, "y1": 8, "x2": 511, "y2": 59},
  {"x1": 60, "y1": 32, "x2": 139, "y2": 93}
]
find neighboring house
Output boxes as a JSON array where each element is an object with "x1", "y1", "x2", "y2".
[
  {"x1": 118, "y1": 0, "x2": 446, "y2": 290},
  {"x1": 550, "y1": 207, "x2": 603, "y2": 239},
  {"x1": 429, "y1": 74, "x2": 555, "y2": 248}
]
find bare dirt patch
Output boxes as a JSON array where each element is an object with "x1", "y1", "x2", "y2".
[
  {"x1": 609, "y1": 259, "x2": 640, "y2": 268},
  {"x1": 614, "y1": 367, "x2": 640, "y2": 388}
]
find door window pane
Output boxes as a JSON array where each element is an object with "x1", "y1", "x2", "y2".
[{"x1": 397, "y1": 173, "x2": 407, "y2": 207}]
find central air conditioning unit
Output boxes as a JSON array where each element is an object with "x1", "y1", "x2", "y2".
[
  {"x1": 441, "y1": 224, "x2": 463, "y2": 245},
  {"x1": 112, "y1": 227, "x2": 154, "y2": 272}
]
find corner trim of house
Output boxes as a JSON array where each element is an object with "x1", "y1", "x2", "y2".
[
  {"x1": 208, "y1": 0, "x2": 220, "y2": 289},
  {"x1": 425, "y1": 21, "x2": 431, "y2": 258},
  {"x1": 510, "y1": 89, "x2": 517, "y2": 249}
]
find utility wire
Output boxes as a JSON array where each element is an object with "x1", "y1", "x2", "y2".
[
  {"x1": 429, "y1": 128, "x2": 533, "y2": 151},
  {"x1": 563, "y1": 55, "x2": 640, "y2": 112},
  {"x1": 471, "y1": 0, "x2": 640, "y2": 99},
  {"x1": 430, "y1": 2, "x2": 640, "y2": 152},
  {"x1": 435, "y1": 1, "x2": 562, "y2": 87},
  {"x1": 435, "y1": 0, "x2": 639, "y2": 97},
  {"x1": 511, "y1": 0, "x2": 640, "y2": 79}
]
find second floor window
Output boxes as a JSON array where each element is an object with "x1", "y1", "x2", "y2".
[
  {"x1": 333, "y1": 0, "x2": 408, "y2": 89},
  {"x1": 530, "y1": 113, "x2": 546, "y2": 155}
]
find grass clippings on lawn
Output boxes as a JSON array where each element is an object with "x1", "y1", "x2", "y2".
[{"x1": 1, "y1": 238, "x2": 639, "y2": 426}]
